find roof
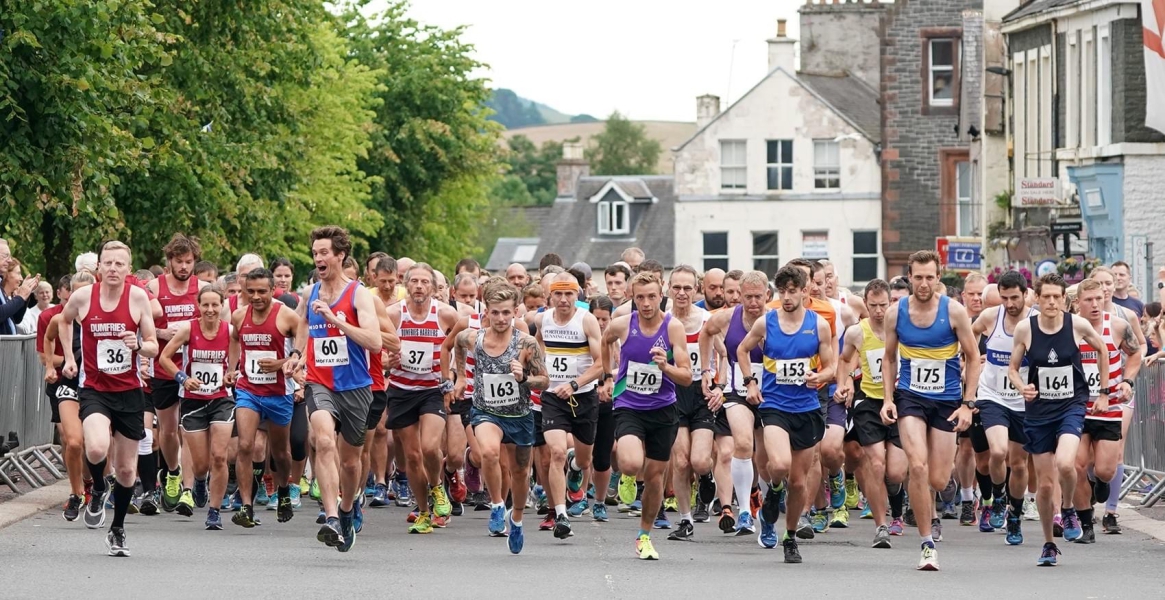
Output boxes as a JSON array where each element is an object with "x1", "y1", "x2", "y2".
[
  {"x1": 798, "y1": 72, "x2": 882, "y2": 144},
  {"x1": 483, "y1": 205, "x2": 554, "y2": 271},
  {"x1": 533, "y1": 175, "x2": 676, "y2": 269},
  {"x1": 1002, "y1": 0, "x2": 1078, "y2": 23},
  {"x1": 485, "y1": 238, "x2": 542, "y2": 271}
]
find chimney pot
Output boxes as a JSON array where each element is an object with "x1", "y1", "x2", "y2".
[
  {"x1": 777, "y1": 19, "x2": 787, "y2": 38},
  {"x1": 556, "y1": 142, "x2": 589, "y2": 198},
  {"x1": 696, "y1": 94, "x2": 721, "y2": 128}
]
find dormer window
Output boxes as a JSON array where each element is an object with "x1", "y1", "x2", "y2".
[{"x1": 598, "y1": 200, "x2": 629, "y2": 235}]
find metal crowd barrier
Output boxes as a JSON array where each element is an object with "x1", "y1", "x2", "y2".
[
  {"x1": 0, "y1": 334, "x2": 65, "y2": 494},
  {"x1": 1123, "y1": 361, "x2": 1165, "y2": 507}
]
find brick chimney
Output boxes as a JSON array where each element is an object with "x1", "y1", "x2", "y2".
[
  {"x1": 767, "y1": 19, "x2": 797, "y2": 73},
  {"x1": 696, "y1": 94, "x2": 721, "y2": 129},
  {"x1": 556, "y1": 142, "x2": 589, "y2": 199}
]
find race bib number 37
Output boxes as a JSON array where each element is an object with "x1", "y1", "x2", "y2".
[{"x1": 399, "y1": 340, "x2": 433, "y2": 375}]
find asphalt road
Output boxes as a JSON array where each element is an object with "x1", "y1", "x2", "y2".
[{"x1": 3, "y1": 498, "x2": 1165, "y2": 599}]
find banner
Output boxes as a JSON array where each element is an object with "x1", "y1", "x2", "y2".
[{"x1": 1145, "y1": 0, "x2": 1165, "y2": 134}]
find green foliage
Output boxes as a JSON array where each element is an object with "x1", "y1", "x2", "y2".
[
  {"x1": 994, "y1": 190, "x2": 1013, "y2": 212},
  {"x1": 486, "y1": 89, "x2": 545, "y2": 129},
  {"x1": 570, "y1": 114, "x2": 599, "y2": 123},
  {"x1": 494, "y1": 134, "x2": 565, "y2": 207},
  {"x1": 586, "y1": 111, "x2": 661, "y2": 176}
]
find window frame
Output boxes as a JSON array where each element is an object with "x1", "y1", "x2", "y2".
[
  {"x1": 702, "y1": 231, "x2": 729, "y2": 272},
  {"x1": 851, "y1": 230, "x2": 879, "y2": 284},
  {"x1": 955, "y1": 160, "x2": 974, "y2": 237},
  {"x1": 596, "y1": 200, "x2": 629, "y2": 235},
  {"x1": 765, "y1": 139, "x2": 793, "y2": 191},
  {"x1": 920, "y1": 29, "x2": 962, "y2": 115},
  {"x1": 801, "y1": 230, "x2": 830, "y2": 261},
  {"x1": 751, "y1": 231, "x2": 780, "y2": 274},
  {"x1": 720, "y1": 140, "x2": 747, "y2": 190},
  {"x1": 813, "y1": 140, "x2": 840, "y2": 190}
]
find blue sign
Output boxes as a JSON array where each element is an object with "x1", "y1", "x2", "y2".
[{"x1": 947, "y1": 241, "x2": 982, "y2": 270}]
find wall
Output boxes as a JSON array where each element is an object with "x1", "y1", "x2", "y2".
[
  {"x1": 1122, "y1": 154, "x2": 1165, "y2": 284},
  {"x1": 1112, "y1": 17, "x2": 1165, "y2": 144},
  {"x1": 799, "y1": 1, "x2": 886, "y2": 87}
]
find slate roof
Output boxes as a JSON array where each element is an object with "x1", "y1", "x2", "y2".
[
  {"x1": 483, "y1": 205, "x2": 554, "y2": 271},
  {"x1": 799, "y1": 72, "x2": 882, "y2": 144},
  {"x1": 532, "y1": 175, "x2": 676, "y2": 270},
  {"x1": 1003, "y1": 0, "x2": 1078, "y2": 23}
]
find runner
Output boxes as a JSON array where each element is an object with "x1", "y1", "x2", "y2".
[
  {"x1": 1110, "y1": 261, "x2": 1144, "y2": 318},
  {"x1": 722, "y1": 270, "x2": 744, "y2": 308},
  {"x1": 604, "y1": 264, "x2": 632, "y2": 307},
  {"x1": 289, "y1": 226, "x2": 383, "y2": 552},
  {"x1": 531, "y1": 272, "x2": 605, "y2": 538},
  {"x1": 880, "y1": 250, "x2": 982, "y2": 571},
  {"x1": 1009, "y1": 273, "x2": 1109, "y2": 566},
  {"x1": 969, "y1": 270, "x2": 1034, "y2": 543},
  {"x1": 695, "y1": 268, "x2": 726, "y2": 310},
  {"x1": 588, "y1": 295, "x2": 617, "y2": 522},
  {"x1": 738, "y1": 264, "x2": 835, "y2": 563},
  {"x1": 157, "y1": 287, "x2": 236, "y2": 530},
  {"x1": 836, "y1": 278, "x2": 906, "y2": 548},
  {"x1": 599, "y1": 271, "x2": 692, "y2": 560},
  {"x1": 59, "y1": 241, "x2": 160, "y2": 556},
  {"x1": 506, "y1": 263, "x2": 531, "y2": 289},
  {"x1": 955, "y1": 272, "x2": 990, "y2": 526}
]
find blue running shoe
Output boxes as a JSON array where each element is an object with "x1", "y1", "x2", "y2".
[
  {"x1": 829, "y1": 471, "x2": 845, "y2": 510},
  {"x1": 290, "y1": 484, "x2": 302, "y2": 509},
  {"x1": 369, "y1": 483, "x2": 389, "y2": 507},
  {"x1": 592, "y1": 503, "x2": 609, "y2": 522},
  {"x1": 489, "y1": 505, "x2": 506, "y2": 537},
  {"x1": 1062, "y1": 509, "x2": 1082, "y2": 542},
  {"x1": 566, "y1": 449, "x2": 583, "y2": 494},
  {"x1": 231, "y1": 490, "x2": 243, "y2": 512},
  {"x1": 654, "y1": 506, "x2": 671, "y2": 529},
  {"x1": 978, "y1": 504, "x2": 995, "y2": 533},
  {"x1": 1006, "y1": 512, "x2": 1023, "y2": 545},
  {"x1": 757, "y1": 514, "x2": 778, "y2": 549},
  {"x1": 394, "y1": 477, "x2": 412, "y2": 508},
  {"x1": 205, "y1": 507, "x2": 223, "y2": 530},
  {"x1": 255, "y1": 486, "x2": 269, "y2": 506},
  {"x1": 860, "y1": 505, "x2": 873, "y2": 519},
  {"x1": 316, "y1": 509, "x2": 327, "y2": 525},
  {"x1": 990, "y1": 496, "x2": 1006, "y2": 530},
  {"x1": 629, "y1": 499, "x2": 642, "y2": 516},
  {"x1": 338, "y1": 509, "x2": 356, "y2": 553},
  {"x1": 364, "y1": 473, "x2": 376, "y2": 497},
  {"x1": 193, "y1": 478, "x2": 209, "y2": 508},
  {"x1": 568, "y1": 500, "x2": 589, "y2": 517},
  {"x1": 353, "y1": 497, "x2": 364, "y2": 535},
  {"x1": 220, "y1": 493, "x2": 231, "y2": 511},
  {"x1": 507, "y1": 510, "x2": 524, "y2": 554},
  {"x1": 736, "y1": 511, "x2": 756, "y2": 536},
  {"x1": 1037, "y1": 542, "x2": 1060, "y2": 566}
]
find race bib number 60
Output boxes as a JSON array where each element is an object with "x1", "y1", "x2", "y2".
[{"x1": 313, "y1": 336, "x2": 350, "y2": 367}]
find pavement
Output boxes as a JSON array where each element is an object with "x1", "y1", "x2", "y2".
[{"x1": 3, "y1": 484, "x2": 1165, "y2": 599}]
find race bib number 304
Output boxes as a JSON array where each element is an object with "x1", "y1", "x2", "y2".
[
  {"x1": 909, "y1": 359, "x2": 945, "y2": 394},
  {"x1": 191, "y1": 363, "x2": 224, "y2": 395}
]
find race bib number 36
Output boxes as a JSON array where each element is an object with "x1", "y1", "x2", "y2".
[
  {"x1": 626, "y1": 361, "x2": 662, "y2": 395},
  {"x1": 399, "y1": 340, "x2": 433, "y2": 375},
  {"x1": 245, "y1": 350, "x2": 278, "y2": 385},
  {"x1": 909, "y1": 359, "x2": 945, "y2": 394},
  {"x1": 313, "y1": 336, "x2": 350, "y2": 367},
  {"x1": 96, "y1": 339, "x2": 132, "y2": 375},
  {"x1": 1039, "y1": 366, "x2": 1074, "y2": 401}
]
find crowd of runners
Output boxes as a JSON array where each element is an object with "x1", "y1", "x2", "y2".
[{"x1": 17, "y1": 226, "x2": 1164, "y2": 569}]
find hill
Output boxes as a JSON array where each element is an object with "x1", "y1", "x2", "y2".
[{"x1": 486, "y1": 88, "x2": 598, "y2": 130}]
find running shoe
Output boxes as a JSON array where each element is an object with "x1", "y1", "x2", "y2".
[
  {"x1": 628, "y1": 499, "x2": 642, "y2": 516},
  {"x1": 63, "y1": 494, "x2": 83, "y2": 522},
  {"x1": 663, "y1": 495, "x2": 678, "y2": 513},
  {"x1": 230, "y1": 490, "x2": 243, "y2": 511},
  {"x1": 106, "y1": 526, "x2": 130, "y2": 557},
  {"x1": 830, "y1": 507, "x2": 849, "y2": 529},
  {"x1": 931, "y1": 518, "x2": 943, "y2": 542},
  {"x1": 127, "y1": 494, "x2": 139, "y2": 515},
  {"x1": 370, "y1": 483, "x2": 389, "y2": 507},
  {"x1": 592, "y1": 503, "x2": 609, "y2": 522},
  {"x1": 1022, "y1": 497, "x2": 1039, "y2": 521},
  {"x1": 407, "y1": 506, "x2": 419, "y2": 523},
  {"x1": 318, "y1": 517, "x2": 344, "y2": 546},
  {"x1": 1005, "y1": 511, "x2": 1023, "y2": 545},
  {"x1": 539, "y1": 513, "x2": 555, "y2": 531},
  {"x1": 489, "y1": 505, "x2": 507, "y2": 536},
  {"x1": 338, "y1": 509, "x2": 356, "y2": 553},
  {"x1": 568, "y1": 499, "x2": 589, "y2": 518},
  {"x1": 451, "y1": 499, "x2": 463, "y2": 517},
  {"x1": 408, "y1": 512, "x2": 433, "y2": 534},
  {"x1": 635, "y1": 534, "x2": 659, "y2": 560},
  {"x1": 668, "y1": 518, "x2": 695, "y2": 542},
  {"x1": 536, "y1": 486, "x2": 549, "y2": 514},
  {"x1": 507, "y1": 510, "x2": 524, "y2": 554},
  {"x1": 811, "y1": 510, "x2": 829, "y2": 534},
  {"x1": 872, "y1": 524, "x2": 892, "y2": 549},
  {"x1": 139, "y1": 491, "x2": 159, "y2": 516},
  {"x1": 829, "y1": 471, "x2": 845, "y2": 510},
  {"x1": 903, "y1": 507, "x2": 916, "y2": 527},
  {"x1": 618, "y1": 475, "x2": 637, "y2": 505},
  {"x1": 1037, "y1": 542, "x2": 1061, "y2": 566},
  {"x1": 761, "y1": 484, "x2": 784, "y2": 526},
  {"x1": 757, "y1": 513, "x2": 777, "y2": 549},
  {"x1": 693, "y1": 502, "x2": 710, "y2": 523},
  {"x1": 845, "y1": 476, "x2": 859, "y2": 510},
  {"x1": 84, "y1": 485, "x2": 109, "y2": 529},
  {"x1": 394, "y1": 478, "x2": 411, "y2": 507},
  {"x1": 299, "y1": 477, "x2": 311, "y2": 497},
  {"x1": 990, "y1": 496, "x2": 1007, "y2": 530},
  {"x1": 464, "y1": 449, "x2": 482, "y2": 492},
  {"x1": 888, "y1": 517, "x2": 905, "y2": 536},
  {"x1": 316, "y1": 509, "x2": 327, "y2": 525},
  {"x1": 940, "y1": 501, "x2": 958, "y2": 520},
  {"x1": 193, "y1": 478, "x2": 209, "y2": 508},
  {"x1": 364, "y1": 473, "x2": 376, "y2": 497},
  {"x1": 917, "y1": 542, "x2": 938, "y2": 571},
  {"x1": 176, "y1": 489, "x2": 195, "y2": 517},
  {"x1": 206, "y1": 507, "x2": 223, "y2": 530},
  {"x1": 796, "y1": 513, "x2": 815, "y2": 539},
  {"x1": 654, "y1": 506, "x2": 671, "y2": 530},
  {"x1": 978, "y1": 504, "x2": 995, "y2": 533},
  {"x1": 278, "y1": 495, "x2": 294, "y2": 523},
  {"x1": 750, "y1": 487, "x2": 762, "y2": 518},
  {"x1": 566, "y1": 449, "x2": 584, "y2": 494},
  {"x1": 735, "y1": 511, "x2": 756, "y2": 536},
  {"x1": 161, "y1": 470, "x2": 182, "y2": 512},
  {"x1": 267, "y1": 489, "x2": 280, "y2": 511},
  {"x1": 448, "y1": 469, "x2": 468, "y2": 504},
  {"x1": 1075, "y1": 525, "x2": 1095, "y2": 544},
  {"x1": 430, "y1": 485, "x2": 452, "y2": 518},
  {"x1": 553, "y1": 514, "x2": 573, "y2": 539},
  {"x1": 232, "y1": 504, "x2": 257, "y2": 528},
  {"x1": 1102, "y1": 512, "x2": 1122, "y2": 534},
  {"x1": 1062, "y1": 509, "x2": 1082, "y2": 542},
  {"x1": 718, "y1": 507, "x2": 736, "y2": 533},
  {"x1": 255, "y1": 485, "x2": 269, "y2": 507},
  {"x1": 310, "y1": 478, "x2": 322, "y2": 502},
  {"x1": 431, "y1": 514, "x2": 450, "y2": 528},
  {"x1": 782, "y1": 537, "x2": 802, "y2": 564},
  {"x1": 860, "y1": 505, "x2": 873, "y2": 520},
  {"x1": 472, "y1": 491, "x2": 490, "y2": 510},
  {"x1": 1053, "y1": 514, "x2": 1064, "y2": 537},
  {"x1": 220, "y1": 491, "x2": 231, "y2": 511},
  {"x1": 959, "y1": 501, "x2": 975, "y2": 526}
]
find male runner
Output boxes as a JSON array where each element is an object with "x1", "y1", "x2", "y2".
[
  {"x1": 722, "y1": 270, "x2": 744, "y2": 308},
  {"x1": 881, "y1": 250, "x2": 981, "y2": 571},
  {"x1": 954, "y1": 272, "x2": 990, "y2": 526},
  {"x1": 506, "y1": 263, "x2": 531, "y2": 289},
  {"x1": 1110, "y1": 261, "x2": 1144, "y2": 317},
  {"x1": 60, "y1": 241, "x2": 160, "y2": 556},
  {"x1": 600, "y1": 272, "x2": 692, "y2": 560},
  {"x1": 695, "y1": 268, "x2": 726, "y2": 310},
  {"x1": 289, "y1": 226, "x2": 383, "y2": 552},
  {"x1": 1009, "y1": 273, "x2": 1109, "y2": 566},
  {"x1": 534, "y1": 272, "x2": 604, "y2": 538},
  {"x1": 739, "y1": 265, "x2": 835, "y2": 563},
  {"x1": 604, "y1": 264, "x2": 632, "y2": 307}
]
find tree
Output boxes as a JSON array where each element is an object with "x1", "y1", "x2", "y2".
[
  {"x1": 586, "y1": 111, "x2": 661, "y2": 176},
  {"x1": 494, "y1": 134, "x2": 564, "y2": 206}
]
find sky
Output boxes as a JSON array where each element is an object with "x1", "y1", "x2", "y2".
[{"x1": 374, "y1": 0, "x2": 812, "y2": 122}]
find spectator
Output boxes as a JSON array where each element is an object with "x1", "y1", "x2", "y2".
[
  {"x1": 20, "y1": 280, "x2": 56, "y2": 333},
  {"x1": 0, "y1": 249, "x2": 40, "y2": 335}
]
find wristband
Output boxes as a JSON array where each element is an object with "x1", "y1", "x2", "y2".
[
  {"x1": 601, "y1": 372, "x2": 613, "y2": 383},
  {"x1": 175, "y1": 372, "x2": 189, "y2": 385},
  {"x1": 439, "y1": 380, "x2": 454, "y2": 394},
  {"x1": 289, "y1": 348, "x2": 303, "y2": 359},
  {"x1": 518, "y1": 373, "x2": 529, "y2": 385}
]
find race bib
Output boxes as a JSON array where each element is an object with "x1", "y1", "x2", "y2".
[
  {"x1": 482, "y1": 373, "x2": 521, "y2": 409},
  {"x1": 1083, "y1": 363, "x2": 1101, "y2": 397},
  {"x1": 313, "y1": 336, "x2": 350, "y2": 367},
  {"x1": 688, "y1": 346, "x2": 703, "y2": 378},
  {"x1": 998, "y1": 367, "x2": 1026, "y2": 401},
  {"x1": 626, "y1": 361, "x2": 662, "y2": 395},
  {"x1": 96, "y1": 339, "x2": 132, "y2": 375},
  {"x1": 191, "y1": 363, "x2": 224, "y2": 395},
  {"x1": 774, "y1": 358, "x2": 810, "y2": 386},
  {"x1": 399, "y1": 340, "x2": 433, "y2": 375},
  {"x1": 245, "y1": 350, "x2": 278, "y2": 385},
  {"x1": 733, "y1": 362, "x2": 763, "y2": 394},
  {"x1": 865, "y1": 348, "x2": 885, "y2": 384},
  {"x1": 909, "y1": 359, "x2": 946, "y2": 394},
  {"x1": 1038, "y1": 366, "x2": 1074, "y2": 401},
  {"x1": 548, "y1": 354, "x2": 579, "y2": 382},
  {"x1": 55, "y1": 385, "x2": 78, "y2": 400}
]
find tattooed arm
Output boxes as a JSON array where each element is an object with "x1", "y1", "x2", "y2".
[
  {"x1": 1118, "y1": 318, "x2": 1143, "y2": 387},
  {"x1": 451, "y1": 328, "x2": 473, "y2": 400},
  {"x1": 517, "y1": 334, "x2": 550, "y2": 391}
]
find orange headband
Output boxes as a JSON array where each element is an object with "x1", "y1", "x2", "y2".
[{"x1": 548, "y1": 280, "x2": 580, "y2": 293}]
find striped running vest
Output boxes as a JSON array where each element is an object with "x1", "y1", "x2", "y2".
[
  {"x1": 388, "y1": 298, "x2": 444, "y2": 390},
  {"x1": 1080, "y1": 312, "x2": 1123, "y2": 421}
]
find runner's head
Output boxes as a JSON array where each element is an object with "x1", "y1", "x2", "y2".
[
  {"x1": 404, "y1": 262, "x2": 436, "y2": 304},
  {"x1": 774, "y1": 265, "x2": 807, "y2": 313},
  {"x1": 589, "y1": 294, "x2": 614, "y2": 332},
  {"x1": 236, "y1": 254, "x2": 264, "y2": 279},
  {"x1": 702, "y1": 268, "x2": 726, "y2": 309},
  {"x1": 71, "y1": 271, "x2": 95, "y2": 292},
  {"x1": 483, "y1": 281, "x2": 519, "y2": 332},
  {"x1": 396, "y1": 257, "x2": 415, "y2": 282},
  {"x1": 724, "y1": 270, "x2": 744, "y2": 307},
  {"x1": 1077, "y1": 278, "x2": 1104, "y2": 321},
  {"x1": 74, "y1": 252, "x2": 98, "y2": 277},
  {"x1": 538, "y1": 253, "x2": 564, "y2": 272},
  {"x1": 906, "y1": 250, "x2": 942, "y2": 302},
  {"x1": 194, "y1": 260, "x2": 218, "y2": 284},
  {"x1": 820, "y1": 260, "x2": 838, "y2": 298},
  {"x1": 455, "y1": 257, "x2": 481, "y2": 279},
  {"x1": 1111, "y1": 261, "x2": 1132, "y2": 294},
  {"x1": 668, "y1": 265, "x2": 700, "y2": 309},
  {"x1": 638, "y1": 259, "x2": 664, "y2": 279},
  {"x1": 453, "y1": 272, "x2": 478, "y2": 306},
  {"x1": 549, "y1": 271, "x2": 580, "y2": 314},
  {"x1": 163, "y1": 233, "x2": 201, "y2": 282},
  {"x1": 506, "y1": 263, "x2": 530, "y2": 288},
  {"x1": 271, "y1": 257, "x2": 295, "y2": 293},
  {"x1": 342, "y1": 256, "x2": 359, "y2": 281},
  {"x1": 1089, "y1": 265, "x2": 1115, "y2": 304},
  {"x1": 435, "y1": 270, "x2": 449, "y2": 304},
  {"x1": 996, "y1": 271, "x2": 1028, "y2": 318},
  {"x1": 962, "y1": 272, "x2": 987, "y2": 316},
  {"x1": 223, "y1": 272, "x2": 241, "y2": 297},
  {"x1": 365, "y1": 251, "x2": 389, "y2": 285},
  {"x1": 310, "y1": 226, "x2": 352, "y2": 282},
  {"x1": 522, "y1": 283, "x2": 546, "y2": 311},
  {"x1": 56, "y1": 274, "x2": 74, "y2": 303},
  {"x1": 863, "y1": 278, "x2": 891, "y2": 325},
  {"x1": 243, "y1": 267, "x2": 276, "y2": 313},
  {"x1": 785, "y1": 258, "x2": 823, "y2": 300},
  {"x1": 739, "y1": 270, "x2": 768, "y2": 318},
  {"x1": 621, "y1": 247, "x2": 645, "y2": 271},
  {"x1": 603, "y1": 264, "x2": 632, "y2": 304},
  {"x1": 630, "y1": 271, "x2": 664, "y2": 319},
  {"x1": 889, "y1": 276, "x2": 911, "y2": 304},
  {"x1": 1034, "y1": 273, "x2": 1068, "y2": 318},
  {"x1": 371, "y1": 256, "x2": 397, "y2": 298},
  {"x1": 198, "y1": 285, "x2": 226, "y2": 322},
  {"x1": 98, "y1": 241, "x2": 132, "y2": 287}
]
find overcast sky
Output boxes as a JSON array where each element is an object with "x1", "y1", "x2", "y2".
[{"x1": 377, "y1": 0, "x2": 809, "y2": 122}]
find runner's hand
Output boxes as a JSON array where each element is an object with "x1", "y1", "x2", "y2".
[
  {"x1": 183, "y1": 377, "x2": 203, "y2": 392},
  {"x1": 598, "y1": 380, "x2": 613, "y2": 403},
  {"x1": 835, "y1": 378, "x2": 853, "y2": 407},
  {"x1": 880, "y1": 401, "x2": 897, "y2": 425},
  {"x1": 120, "y1": 330, "x2": 139, "y2": 350},
  {"x1": 706, "y1": 387, "x2": 724, "y2": 412},
  {"x1": 258, "y1": 358, "x2": 282, "y2": 373},
  {"x1": 311, "y1": 299, "x2": 337, "y2": 324},
  {"x1": 510, "y1": 359, "x2": 524, "y2": 381},
  {"x1": 62, "y1": 361, "x2": 78, "y2": 379},
  {"x1": 1093, "y1": 393, "x2": 1110, "y2": 415},
  {"x1": 1022, "y1": 383, "x2": 1038, "y2": 401},
  {"x1": 948, "y1": 406, "x2": 972, "y2": 432},
  {"x1": 550, "y1": 382, "x2": 573, "y2": 399},
  {"x1": 650, "y1": 346, "x2": 668, "y2": 367},
  {"x1": 745, "y1": 383, "x2": 762, "y2": 406},
  {"x1": 225, "y1": 370, "x2": 238, "y2": 386},
  {"x1": 701, "y1": 371, "x2": 714, "y2": 397},
  {"x1": 44, "y1": 368, "x2": 58, "y2": 384}
]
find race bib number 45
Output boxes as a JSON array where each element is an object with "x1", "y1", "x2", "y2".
[
  {"x1": 548, "y1": 354, "x2": 579, "y2": 381},
  {"x1": 909, "y1": 359, "x2": 945, "y2": 394}
]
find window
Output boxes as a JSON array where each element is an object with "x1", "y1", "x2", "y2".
[
  {"x1": 513, "y1": 244, "x2": 537, "y2": 264},
  {"x1": 720, "y1": 140, "x2": 746, "y2": 189},
  {"x1": 852, "y1": 231, "x2": 879, "y2": 283},
  {"x1": 802, "y1": 231, "x2": 829, "y2": 260},
  {"x1": 766, "y1": 140, "x2": 793, "y2": 191},
  {"x1": 929, "y1": 39, "x2": 955, "y2": 107},
  {"x1": 955, "y1": 160, "x2": 978, "y2": 237},
  {"x1": 813, "y1": 140, "x2": 840, "y2": 189},
  {"x1": 752, "y1": 232, "x2": 780, "y2": 275},
  {"x1": 597, "y1": 200, "x2": 628, "y2": 235},
  {"x1": 702, "y1": 232, "x2": 729, "y2": 271},
  {"x1": 1098, "y1": 27, "x2": 1112, "y2": 146}
]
